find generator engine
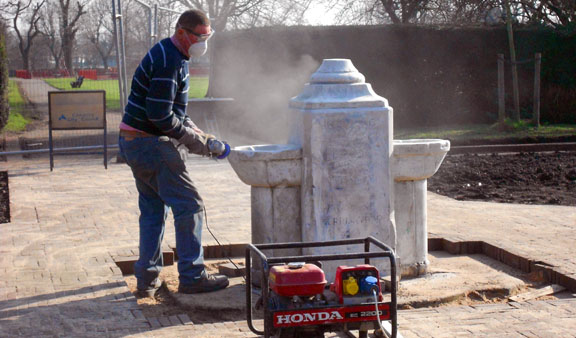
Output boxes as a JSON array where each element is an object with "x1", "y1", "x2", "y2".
[
  {"x1": 245, "y1": 237, "x2": 398, "y2": 338},
  {"x1": 266, "y1": 262, "x2": 387, "y2": 337}
]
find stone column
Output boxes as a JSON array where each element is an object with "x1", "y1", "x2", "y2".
[
  {"x1": 227, "y1": 144, "x2": 302, "y2": 257},
  {"x1": 251, "y1": 185, "x2": 302, "y2": 257},
  {"x1": 290, "y1": 59, "x2": 396, "y2": 280},
  {"x1": 393, "y1": 180, "x2": 428, "y2": 276},
  {"x1": 392, "y1": 139, "x2": 450, "y2": 277}
]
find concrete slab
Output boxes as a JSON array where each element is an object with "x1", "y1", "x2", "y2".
[
  {"x1": 396, "y1": 251, "x2": 528, "y2": 308},
  {"x1": 172, "y1": 276, "x2": 248, "y2": 311}
]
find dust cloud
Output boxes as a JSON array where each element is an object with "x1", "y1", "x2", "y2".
[{"x1": 213, "y1": 46, "x2": 320, "y2": 146}]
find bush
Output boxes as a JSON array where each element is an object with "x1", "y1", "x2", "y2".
[{"x1": 0, "y1": 22, "x2": 8, "y2": 131}]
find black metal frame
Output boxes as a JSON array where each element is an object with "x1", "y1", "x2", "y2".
[
  {"x1": 246, "y1": 236, "x2": 397, "y2": 338},
  {"x1": 48, "y1": 90, "x2": 107, "y2": 171}
]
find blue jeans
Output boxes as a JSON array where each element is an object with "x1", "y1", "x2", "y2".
[{"x1": 119, "y1": 135, "x2": 205, "y2": 289}]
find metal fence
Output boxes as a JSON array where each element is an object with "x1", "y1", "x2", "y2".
[
  {"x1": 1, "y1": 0, "x2": 210, "y2": 161},
  {"x1": 3, "y1": 73, "x2": 122, "y2": 158}
]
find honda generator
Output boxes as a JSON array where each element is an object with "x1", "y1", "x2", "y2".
[{"x1": 246, "y1": 237, "x2": 398, "y2": 338}]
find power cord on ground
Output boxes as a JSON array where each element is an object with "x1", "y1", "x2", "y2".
[
  {"x1": 203, "y1": 208, "x2": 246, "y2": 282},
  {"x1": 373, "y1": 289, "x2": 387, "y2": 336}
]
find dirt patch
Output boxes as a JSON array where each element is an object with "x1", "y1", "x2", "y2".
[
  {"x1": 124, "y1": 259, "x2": 251, "y2": 323},
  {"x1": 393, "y1": 252, "x2": 551, "y2": 310},
  {"x1": 429, "y1": 151, "x2": 576, "y2": 206},
  {"x1": 0, "y1": 171, "x2": 10, "y2": 223},
  {"x1": 124, "y1": 252, "x2": 566, "y2": 325}
]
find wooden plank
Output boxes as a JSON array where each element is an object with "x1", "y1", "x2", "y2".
[
  {"x1": 498, "y1": 54, "x2": 505, "y2": 123},
  {"x1": 532, "y1": 53, "x2": 541, "y2": 127},
  {"x1": 509, "y1": 284, "x2": 565, "y2": 302}
]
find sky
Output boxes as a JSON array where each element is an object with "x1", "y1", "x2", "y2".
[{"x1": 303, "y1": 2, "x2": 341, "y2": 26}]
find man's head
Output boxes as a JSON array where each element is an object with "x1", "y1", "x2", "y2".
[{"x1": 174, "y1": 9, "x2": 212, "y2": 57}]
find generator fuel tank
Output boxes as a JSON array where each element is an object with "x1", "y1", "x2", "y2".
[{"x1": 269, "y1": 263, "x2": 327, "y2": 297}]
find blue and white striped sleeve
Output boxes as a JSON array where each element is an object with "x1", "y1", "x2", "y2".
[{"x1": 145, "y1": 65, "x2": 186, "y2": 139}]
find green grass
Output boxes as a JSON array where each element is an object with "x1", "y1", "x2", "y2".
[
  {"x1": 189, "y1": 77, "x2": 209, "y2": 98},
  {"x1": 44, "y1": 76, "x2": 209, "y2": 111},
  {"x1": 44, "y1": 77, "x2": 122, "y2": 110},
  {"x1": 396, "y1": 121, "x2": 576, "y2": 142},
  {"x1": 5, "y1": 79, "x2": 29, "y2": 132},
  {"x1": 5, "y1": 112, "x2": 28, "y2": 132}
]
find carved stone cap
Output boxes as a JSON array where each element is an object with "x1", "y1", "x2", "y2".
[
  {"x1": 290, "y1": 58, "x2": 389, "y2": 110},
  {"x1": 309, "y1": 59, "x2": 366, "y2": 84}
]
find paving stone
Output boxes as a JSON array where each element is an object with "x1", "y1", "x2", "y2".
[{"x1": 2, "y1": 158, "x2": 576, "y2": 337}]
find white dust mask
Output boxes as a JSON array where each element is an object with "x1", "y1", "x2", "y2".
[{"x1": 189, "y1": 41, "x2": 208, "y2": 57}]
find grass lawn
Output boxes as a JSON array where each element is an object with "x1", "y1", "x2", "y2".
[
  {"x1": 44, "y1": 76, "x2": 209, "y2": 111},
  {"x1": 5, "y1": 79, "x2": 29, "y2": 132},
  {"x1": 396, "y1": 121, "x2": 576, "y2": 142}
]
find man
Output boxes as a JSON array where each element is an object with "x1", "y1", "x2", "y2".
[{"x1": 119, "y1": 9, "x2": 229, "y2": 298}]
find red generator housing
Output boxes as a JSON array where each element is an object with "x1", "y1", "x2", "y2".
[
  {"x1": 331, "y1": 265, "x2": 383, "y2": 304},
  {"x1": 246, "y1": 237, "x2": 398, "y2": 338},
  {"x1": 269, "y1": 263, "x2": 327, "y2": 297}
]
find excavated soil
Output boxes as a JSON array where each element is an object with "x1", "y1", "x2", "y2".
[{"x1": 429, "y1": 151, "x2": 576, "y2": 206}]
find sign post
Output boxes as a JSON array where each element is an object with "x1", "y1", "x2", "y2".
[{"x1": 48, "y1": 90, "x2": 107, "y2": 171}]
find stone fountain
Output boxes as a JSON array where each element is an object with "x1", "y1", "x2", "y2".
[{"x1": 228, "y1": 59, "x2": 449, "y2": 279}]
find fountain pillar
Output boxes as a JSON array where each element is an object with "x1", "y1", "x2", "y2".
[
  {"x1": 392, "y1": 139, "x2": 450, "y2": 276},
  {"x1": 290, "y1": 59, "x2": 396, "y2": 279}
]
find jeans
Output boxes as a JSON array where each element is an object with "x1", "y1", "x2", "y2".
[{"x1": 119, "y1": 135, "x2": 205, "y2": 289}]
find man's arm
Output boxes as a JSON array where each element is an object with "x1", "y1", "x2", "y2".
[{"x1": 145, "y1": 65, "x2": 187, "y2": 139}]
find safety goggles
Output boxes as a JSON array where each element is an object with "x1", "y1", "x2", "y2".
[{"x1": 179, "y1": 25, "x2": 214, "y2": 42}]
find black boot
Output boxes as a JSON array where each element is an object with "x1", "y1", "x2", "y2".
[{"x1": 178, "y1": 272, "x2": 229, "y2": 294}]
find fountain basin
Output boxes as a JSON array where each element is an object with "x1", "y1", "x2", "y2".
[
  {"x1": 392, "y1": 139, "x2": 451, "y2": 181},
  {"x1": 228, "y1": 144, "x2": 302, "y2": 187}
]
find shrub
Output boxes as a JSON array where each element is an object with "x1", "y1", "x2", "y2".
[{"x1": 0, "y1": 22, "x2": 8, "y2": 131}]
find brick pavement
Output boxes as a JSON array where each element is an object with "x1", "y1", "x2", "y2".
[{"x1": 0, "y1": 156, "x2": 575, "y2": 337}]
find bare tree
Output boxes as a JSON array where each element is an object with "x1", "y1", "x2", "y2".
[
  {"x1": 171, "y1": 0, "x2": 314, "y2": 30},
  {"x1": 82, "y1": 1, "x2": 115, "y2": 69},
  {"x1": 228, "y1": 0, "x2": 314, "y2": 27},
  {"x1": 4, "y1": 0, "x2": 46, "y2": 71},
  {"x1": 417, "y1": 0, "x2": 504, "y2": 24},
  {"x1": 328, "y1": 0, "x2": 433, "y2": 25},
  {"x1": 379, "y1": 0, "x2": 433, "y2": 23},
  {"x1": 58, "y1": 0, "x2": 87, "y2": 74},
  {"x1": 329, "y1": 0, "x2": 516, "y2": 25},
  {"x1": 40, "y1": 2, "x2": 63, "y2": 70},
  {"x1": 517, "y1": 0, "x2": 576, "y2": 27},
  {"x1": 171, "y1": 0, "x2": 265, "y2": 30}
]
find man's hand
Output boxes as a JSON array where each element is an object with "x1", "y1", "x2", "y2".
[
  {"x1": 178, "y1": 126, "x2": 229, "y2": 158},
  {"x1": 178, "y1": 126, "x2": 212, "y2": 156}
]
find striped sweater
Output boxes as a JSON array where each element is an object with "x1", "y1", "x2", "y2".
[{"x1": 121, "y1": 38, "x2": 191, "y2": 139}]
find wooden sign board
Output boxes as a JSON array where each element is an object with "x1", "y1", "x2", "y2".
[
  {"x1": 47, "y1": 90, "x2": 108, "y2": 170},
  {"x1": 49, "y1": 90, "x2": 106, "y2": 130}
]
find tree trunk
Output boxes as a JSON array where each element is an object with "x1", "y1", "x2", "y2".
[
  {"x1": 22, "y1": 50, "x2": 30, "y2": 72},
  {"x1": 62, "y1": 34, "x2": 74, "y2": 75}
]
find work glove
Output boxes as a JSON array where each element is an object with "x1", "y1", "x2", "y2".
[
  {"x1": 178, "y1": 126, "x2": 213, "y2": 156},
  {"x1": 183, "y1": 118, "x2": 201, "y2": 131}
]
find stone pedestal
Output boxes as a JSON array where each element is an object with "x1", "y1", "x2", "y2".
[
  {"x1": 392, "y1": 139, "x2": 450, "y2": 277},
  {"x1": 290, "y1": 59, "x2": 396, "y2": 280},
  {"x1": 227, "y1": 144, "x2": 302, "y2": 257},
  {"x1": 227, "y1": 60, "x2": 450, "y2": 282}
]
